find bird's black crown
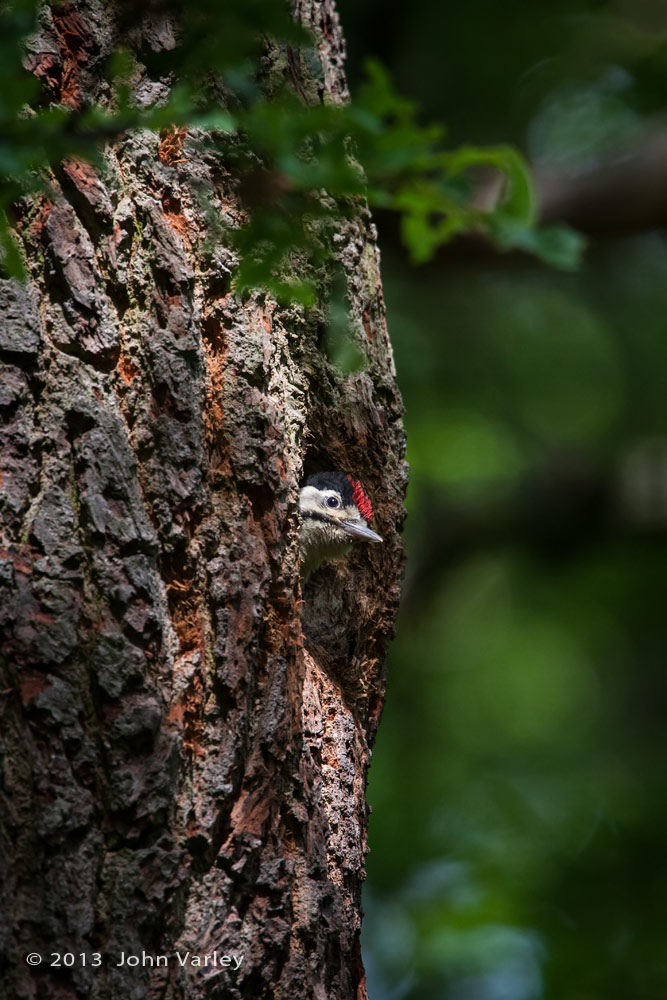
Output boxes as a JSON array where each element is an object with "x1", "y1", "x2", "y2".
[{"x1": 305, "y1": 471, "x2": 373, "y2": 521}]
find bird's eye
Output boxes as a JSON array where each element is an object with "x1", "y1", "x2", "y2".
[{"x1": 325, "y1": 495, "x2": 340, "y2": 508}]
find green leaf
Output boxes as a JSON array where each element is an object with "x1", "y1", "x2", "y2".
[
  {"x1": 441, "y1": 144, "x2": 536, "y2": 225},
  {"x1": 491, "y1": 218, "x2": 585, "y2": 270}
]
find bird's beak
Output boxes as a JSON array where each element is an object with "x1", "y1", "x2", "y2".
[{"x1": 340, "y1": 520, "x2": 383, "y2": 543}]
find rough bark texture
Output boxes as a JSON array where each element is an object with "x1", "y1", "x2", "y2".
[{"x1": 0, "y1": 3, "x2": 406, "y2": 999}]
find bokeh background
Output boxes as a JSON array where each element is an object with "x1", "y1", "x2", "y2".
[{"x1": 337, "y1": 1, "x2": 667, "y2": 998}]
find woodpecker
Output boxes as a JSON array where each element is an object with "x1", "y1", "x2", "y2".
[{"x1": 299, "y1": 471, "x2": 382, "y2": 576}]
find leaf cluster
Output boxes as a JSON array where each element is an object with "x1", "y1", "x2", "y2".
[{"x1": 0, "y1": 0, "x2": 583, "y2": 299}]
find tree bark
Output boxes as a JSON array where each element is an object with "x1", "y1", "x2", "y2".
[{"x1": 0, "y1": 3, "x2": 406, "y2": 999}]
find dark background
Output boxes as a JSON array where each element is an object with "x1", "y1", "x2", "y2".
[{"x1": 336, "y1": 1, "x2": 667, "y2": 998}]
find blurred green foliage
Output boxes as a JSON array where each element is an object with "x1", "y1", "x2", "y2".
[
  {"x1": 0, "y1": 0, "x2": 579, "y2": 300},
  {"x1": 361, "y1": 246, "x2": 667, "y2": 1000},
  {"x1": 336, "y1": 1, "x2": 667, "y2": 997}
]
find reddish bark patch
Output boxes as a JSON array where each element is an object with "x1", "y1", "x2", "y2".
[
  {"x1": 164, "y1": 560, "x2": 205, "y2": 657},
  {"x1": 117, "y1": 350, "x2": 139, "y2": 384},
  {"x1": 185, "y1": 813, "x2": 202, "y2": 837},
  {"x1": 170, "y1": 670, "x2": 206, "y2": 757},
  {"x1": 62, "y1": 158, "x2": 100, "y2": 197},
  {"x1": 61, "y1": 158, "x2": 113, "y2": 223},
  {"x1": 25, "y1": 49, "x2": 61, "y2": 95},
  {"x1": 25, "y1": 197, "x2": 54, "y2": 244},
  {"x1": 182, "y1": 673, "x2": 205, "y2": 756},
  {"x1": 202, "y1": 318, "x2": 231, "y2": 467},
  {"x1": 228, "y1": 781, "x2": 274, "y2": 838},
  {"x1": 169, "y1": 591, "x2": 205, "y2": 656},
  {"x1": 0, "y1": 544, "x2": 36, "y2": 576},
  {"x1": 51, "y1": 6, "x2": 96, "y2": 108},
  {"x1": 20, "y1": 673, "x2": 53, "y2": 705},
  {"x1": 167, "y1": 699, "x2": 185, "y2": 726},
  {"x1": 362, "y1": 308, "x2": 373, "y2": 341},
  {"x1": 202, "y1": 314, "x2": 225, "y2": 353},
  {"x1": 158, "y1": 128, "x2": 188, "y2": 166},
  {"x1": 162, "y1": 193, "x2": 192, "y2": 250}
]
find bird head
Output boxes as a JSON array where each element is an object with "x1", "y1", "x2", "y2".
[{"x1": 299, "y1": 471, "x2": 382, "y2": 575}]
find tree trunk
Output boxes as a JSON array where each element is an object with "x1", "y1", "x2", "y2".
[{"x1": 0, "y1": 2, "x2": 406, "y2": 998}]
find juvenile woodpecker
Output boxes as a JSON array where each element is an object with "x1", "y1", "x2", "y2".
[{"x1": 299, "y1": 471, "x2": 382, "y2": 576}]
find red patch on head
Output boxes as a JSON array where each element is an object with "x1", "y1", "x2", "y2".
[{"x1": 346, "y1": 475, "x2": 373, "y2": 521}]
